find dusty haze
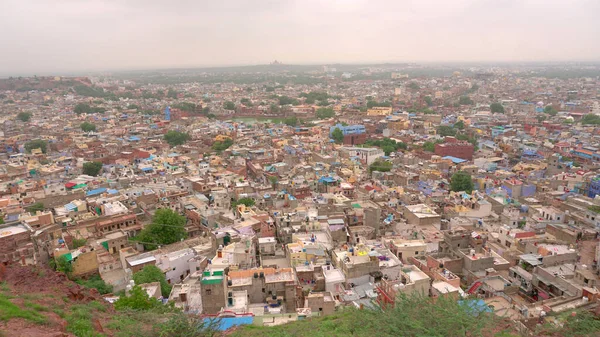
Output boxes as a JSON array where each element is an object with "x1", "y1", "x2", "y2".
[{"x1": 1, "y1": 0, "x2": 599, "y2": 75}]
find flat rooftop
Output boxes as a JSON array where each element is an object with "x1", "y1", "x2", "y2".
[{"x1": 0, "y1": 223, "x2": 29, "y2": 238}]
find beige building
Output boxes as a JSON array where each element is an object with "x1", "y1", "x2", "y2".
[
  {"x1": 367, "y1": 107, "x2": 393, "y2": 116},
  {"x1": 403, "y1": 204, "x2": 441, "y2": 228}
]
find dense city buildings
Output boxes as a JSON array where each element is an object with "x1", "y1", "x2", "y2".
[{"x1": 1, "y1": 62, "x2": 600, "y2": 335}]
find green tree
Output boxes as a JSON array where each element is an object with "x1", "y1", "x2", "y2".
[
  {"x1": 80, "y1": 122, "x2": 96, "y2": 132},
  {"x1": 212, "y1": 138, "x2": 233, "y2": 152},
  {"x1": 270, "y1": 104, "x2": 280, "y2": 113},
  {"x1": 381, "y1": 145, "x2": 396, "y2": 156},
  {"x1": 424, "y1": 96, "x2": 433, "y2": 107},
  {"x1": 223, "y1": 101, "x2": 236, "y2": 110},
  {"x1": 17, "y1": 112, "x2": 31, "y2": 122},
  {"x1": 369, "y1": 160, "x2": 392, "y2": 173},
  {"x1": 72, "y1": 238, "x2": 87, "y2": 249},
  {"x1": 157, "y1": 311, "x2": 220, "y2": 337},
  {"x1": 268, "y1": 176, "x2": 278, "y2": 189},
  {"x1": 167, "y1": 88, "x2": 178, "y2": 99},
  {"x1": 24, "y1": 139, "x2": 48, "y2": 153},
  {"x1": 133, "y1": 265, "x2": 172, "y2": 297},
  {"x1": 75, "y1": 275, "x2": 113, "y2": 295},
  {"x1": 316, "y1": 107, "x2": 335, "y2": 119},
  {"x1": 300, "y1": 91, "x2": 329, "y2": 104},
  {"x1": 240, "y1": 98, "x2": 252, "y2": 106},
  {"x1": 423, "y1": 141, "x2": 436, "y2": 152},
  {"x1": 364, "y1": 138, "x2": 407, "y2": 153},
  {"x1": 450, "y1": 171, "x2": 474, "y2": 193},
  {"x1": 74, "y1": 103, "x2": 92, "y2": 114},
  {"x1": 277, "y1": 96, "x2": 299, "y2": 105},
  {"x1": 232, "y1": 197, "x2": 255, "y2": 210},
  {"x1": 331, "y1": 127, "x2": 344, "y2": 144},
  {"x1": 55, "y1": 255, "x2": 73, "y2": 276},
  {"x1": 490, "y1": 102, "x2": 505, "y2": 113},
  {"x1": 114, "y1": 285, "x2": 164, "y2": 311},
  {"x1": 544, "y1": 105, "x2": 558, "y2": 116},
  {"x1": 581, "y1": 114, "x2": 600, "y2": 125},
  {"x1": 135, "y1": 208, "x2": 187, "y2": 251},
  {"x1": 26, "y1": 202, "x2": 45, "y2": 213},
  {"x1": 459, "y1": 96, "x2": 474, "y2": 105},
  {"x1": 283, "y1": 116, "x2": 298, "y2": 126},
  {"x1": 367, "y1": 100, "x2": 392, "y2": 108},
  {"x1": 172, "y1": 102, "x2": 196, "y2": 112},
  {"x1": 437, "y1": 125, "x2": 457, "y2": 137},
  {"x1": 82, "y1": 161, "x2": 103, "y2": 176},
  {"x1": 164, "y1": 130, "x2": 190, "y2": 147},
  {"x1": 408, "y1": 82, "x2": 420, "y2": 90},
  {"x1": 454, "y1": 120, "x2": 465, "y2": 130}
]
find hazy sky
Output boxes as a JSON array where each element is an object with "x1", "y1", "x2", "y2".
[{"x1": 1, "y1": 0, "x2": 599, "y2": 75}]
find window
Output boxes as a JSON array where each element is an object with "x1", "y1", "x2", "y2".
[
  {"x1": 262, "y1": 288, "x2": 265, "y2": 293},
  {"x1": 415, "y1": 251, "x2": 419, "y2": 255},
  {"x1": 206, "y1": 289, "x2": 211, "y2": 295}
]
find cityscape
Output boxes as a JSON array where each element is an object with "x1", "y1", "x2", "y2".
[{"x1": 1, "y1": 1, "x2": 600, "y2": 337}]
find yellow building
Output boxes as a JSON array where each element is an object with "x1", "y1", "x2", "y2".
[
  {"x1": 215, "y1": 134, "x2": 232, "y2": 142},
  {"x1": 367, "y1": 107, "x2": 393, "y2": 116}
]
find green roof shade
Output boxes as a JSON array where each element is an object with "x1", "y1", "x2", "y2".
[
  {"x1": 101, "y1": 241, "x2": 109, "y2": 251},
  {"x1": 62, "y1": 252, "x2": 73, "y2": 262},
  {"x1": 201, "y1": 276, "x2": 224, "y2": 285},
  {"x1": 352, "y1": 203, "x2": 362, "y2": 208}
]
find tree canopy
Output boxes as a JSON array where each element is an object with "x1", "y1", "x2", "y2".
[
  {"x1": 367, "y1": 100, "x2": 392, "y2": 108},
  {"x1": 55, "y1": 255, "x2": 73, "y2": 276},
  {"x1": 458, "y1": 96, "x2": 474, "y2": 105},
  {"x1": 82, "y1": 161, "x2": 103, "y2": 176},
  {"x1": 80, "y1": 122, "x2": 96, "y2": 132},
  {"x1": 223, "y1": 101, "x2": 236, "y2": 110},
  {"x1": 369, "y1": 160, "x2": 392, "y2": 173},
  {"x1": 331, "y1": 127, "x2": 344, "y2": 144},
  {"x1": 277, "y1": 96, "x2": 299, "y2": 106},
  {"x1": 164, "y1": 130, "x2": 190, "y2": 147},
  {"x1": 232, "y1": 197, "x2": 255, "y2": 210},
  {"x1": 74, "y1": 103, "x2": 105, "y2": 114},
  {"x1": 490, "y1": 102, "x2": 505, "y2": 113},
  {"x1": 454, "y1": 120, "x2": 465, "y2": 130},
  {"x1": 114, "y1": 285, "x2": 165, "y2": 311},
  {"x1": 24, "y1": 139, "x2": 48, "y2": 153},
  {"x1": 300, "y1": 91, "x2": 329, "y2": 104},
  {"x1": 172, "y1": 102, "x2": 197, "y2": 112},
  {"x1": 364, "y1": 138, "x2": 407, "y2": 155},
  {"x1": 212, "y1": 138, "x2": 233, "y2": 152},
  {"x1": 450, "y1": 171, "x2": 474, "y2": 193},
  {"x1": 17, "y1": 112, "x2": 31, "y2": 122},
  {"x1": 437, "y1": 125, "x2": 457, "y2": 137},
  {"x1": 544, "y1": 105, "x2": 558, "y2": 116},
  {"x1": 26, "y1": 202, "x2": 45, "y2": 213},
  {"x1": 75, "y1": 275, "x2": 113, "y2": 295},
  {"x1": 283, "y1": 116, "x2": 298, "y2": 126},
  {"x1": 423, "y1": 141, "x2": 436, "y2": 152},
  {"x1": 135, "y1": 208, "x2": 188, "y2": 251},
  {"x1": 133, "y1": 265, "x2": 173, "y2": 297},
  {"x1": 315, "y1": 107, "x2": 335, "y2": 119},
  {"x1": 582, "y1": 114, "x2": 600, "y2": 125},
  {"x1": 424, "y1": 96, "x2": 433, "y2": 107}
]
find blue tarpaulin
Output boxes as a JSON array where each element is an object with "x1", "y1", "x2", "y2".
[
  {"x1": 204, "y1": 316, "x2": 254, "y2": 331},
  {"x1": 86, "y1": 187, "x2": 107, "y2": 197}
]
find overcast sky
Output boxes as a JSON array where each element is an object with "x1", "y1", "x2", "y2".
[{"x1": 1, "y1": 0, "x2": 599, "y2": 75}]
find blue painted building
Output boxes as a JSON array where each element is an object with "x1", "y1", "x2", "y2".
[
  {"x1": 587, "y1": 176, "x2": 600, "y2": 198},
  {"x1": 329, "y1": 123, "x2": 365, "y2": 136}
]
